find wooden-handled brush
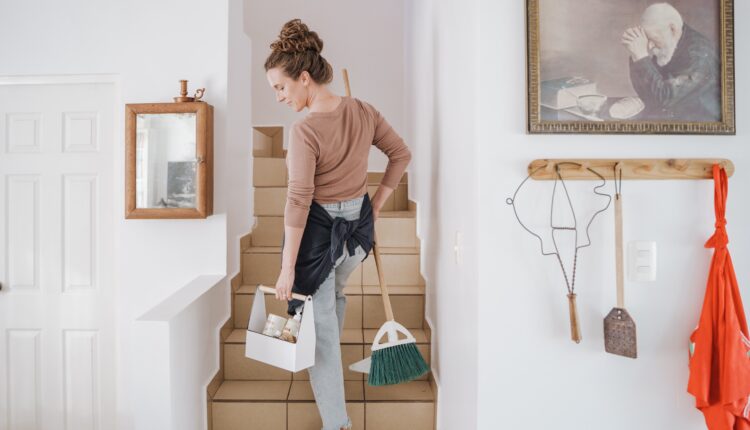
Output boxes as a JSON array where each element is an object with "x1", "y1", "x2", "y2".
[
  {"x1": 367, "y1": 238, "x2": 429, "y2": 385},
  {"x1": 341, "y1": 69, "x2": 428, "y2": 384}
]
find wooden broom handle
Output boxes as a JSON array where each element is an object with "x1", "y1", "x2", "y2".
[
  {"x1": 615, "y1": 194, "x2": 625, "y2": 308},
  {"x1": 341, "y1": 68, "x2": 395, "y2": 321},
  {"x1": 614, "y1": 162, "x2": 625, "y2": 309},
  {"x1": 342, "y1": 68, "x2": 351, "y2": 97},
  {"x1": 373, "y1": 237, "x2": 396, "y2": 321}
]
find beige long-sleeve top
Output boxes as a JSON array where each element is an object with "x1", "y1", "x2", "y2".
[{"x1": 284, "y1": 96, "x2": 411, "y2": 228}]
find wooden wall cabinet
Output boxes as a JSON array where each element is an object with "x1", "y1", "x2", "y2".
[{"x1": 125, "y1": 102, "x2": 213, "y2": 219}]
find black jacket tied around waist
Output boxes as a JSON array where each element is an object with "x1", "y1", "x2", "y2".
[{"x1": 285, "y1": 194, "x2": 374, "y2": 314}]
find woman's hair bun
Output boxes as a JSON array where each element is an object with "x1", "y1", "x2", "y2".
[
  {"x1": 270, "y1": 19, "x2": 324, "y2": 55},
  {"x1": 264, "y1": 18, "x2": 333, "y2": 84}
]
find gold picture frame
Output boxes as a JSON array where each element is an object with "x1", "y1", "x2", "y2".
[{"x1": 526, "y1": 0, "x2": 735, "y2": 134}]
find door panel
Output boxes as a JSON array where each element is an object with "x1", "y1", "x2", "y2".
[{"x1": 0, "y1": 82, "x2": 116, "y2": 430}]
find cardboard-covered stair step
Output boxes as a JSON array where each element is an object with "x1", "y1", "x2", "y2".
[
  {"x1": 224, "y1": 327, "x2": 430, "y2": 381},
  {"x1": 253, "y1": 187, "x2": 287, "y2": 216},
  {"x1": 226, "y1": 328, "x2": 430, "y2": 345},
  {"x1": 211, "y1": 380, "x2": 435, "y2": 402},
  {"x1": 362, "y1": 253, "x2": 422, "y2": 286},
  {"x1": 253, "y1": 183, "x2": 410, "y2": 216},
  {"x1": 250, "y1": 216, "x2": 419, "y2": 247},
  {"x1": 235, "y1": 284, "x2": 425, "y2": 296},
  {"x1": 232, "y1": 291, "x2": 426, "y2": 330},
  {"x1": 248, "y1": 213, "x2": 417, "y2": 248},
  {"x1": 233, "y1": 291, "x2": 363, "y2": 330},
  {"x1": 225, "y1": 342, "x2": 367, "y2": 381},
  {"x1": 226, "y1": 328, "x2": 342, "y2": 344},
  {"x1": 246, "y1": 216, "x2": 284, "y2": 247},
  {"x1": 242, "y1": 250, "x2": 422, "y2": 286},
  {"x1": 252, "y1": 126, "x2": 285, "y2": 159},
  {"x1": 242, "y1": 245, "x2": 420, "y2": 255},
  {"x1": 287, "y1": 402, "x2": 364, "y2": 430},
  {"x1": 251, "y1": 159, "x2": 416, "y2": 191},
  {"x1": 253, "y1": 157, "x2": 287, "y2": 187},
  {"x1": 366, "y1": 171, "x2": 408, "y2": 185},
  {"x1": 362, "y1": 294, "x2": 425, "y2": 329},
  {"x1": 363, "y1": 381, "x2": 436, "y2": 430},
  {"x1": 211, "y1": 380, "x2": 434, "y2": 430}
]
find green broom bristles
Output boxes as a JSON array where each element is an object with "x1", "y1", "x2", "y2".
[{"x1": 368, "y1": 342, "x2": 429, "y2": 386}]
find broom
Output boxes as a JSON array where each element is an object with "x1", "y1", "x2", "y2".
[
  {"x1": 367, "y1": 238, "x2": 430, "y2": 385},
  {"x1": 340, "y1": 68, "x2": 428, "y2": 385}
]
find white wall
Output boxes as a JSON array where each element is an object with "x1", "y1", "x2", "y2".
[
  {"x1": 228, "y1": 0, "x2": 255, "y2": 290},
  {"x1": 0, "y1": 1, "x2": 253, "y2": 429},
  {"x1": 244, "y1": 0, "x2": 406, "y2": 171},
  {"x1": 405, "y1": 0, "x2": 480, "y2": 428},
  {"x1": 406, "y1": 0, "x2": 749, "y2": 428},
  {"x1": 476, "y1": 1, "x2": 750, "y2": 430},
  {"x1": 134, "y1": 275, "x2": 226, "y2": 430}
]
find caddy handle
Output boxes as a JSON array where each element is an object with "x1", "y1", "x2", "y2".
[{"x1": 258, "y1": 285, "x2": 310, "y2": 302}]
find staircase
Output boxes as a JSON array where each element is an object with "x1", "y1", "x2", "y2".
[{"x1": 207, "y1": 126, "x2": 436, "y2": 430}]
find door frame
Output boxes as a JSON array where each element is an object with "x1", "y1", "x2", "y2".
[{"x1": 0, "y1": 73, "x2": 122, "y2": 429}]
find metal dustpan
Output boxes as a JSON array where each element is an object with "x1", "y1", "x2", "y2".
[{"x1": 350, "y1": 356, "x2": 371, "y2": 374}]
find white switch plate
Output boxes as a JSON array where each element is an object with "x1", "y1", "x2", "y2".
[{"x1": 627, "y1": 241, "x2": 657, "y2": 282}]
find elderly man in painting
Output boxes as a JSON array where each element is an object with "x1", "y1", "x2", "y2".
[{"x1": 621, "y1": 2, "x2": 721, "y2": 121}]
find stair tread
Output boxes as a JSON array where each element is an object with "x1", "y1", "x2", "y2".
[
  {"x1": 252, "y1": 210, "x2": 416, "y2": 219},
  {"x1": 213, "y1": 380, "x2": 434, "y2": 402},
  {"x1": 342, "y1": 328, "x2": 364, "y2": 344},
  {"x1": 226, "y1": 328, "x2": 429, "y2": 345},
  {"x1": 289, "y1": 380, "x2": 364, "y2": 401},
  {"x1": 365, "y1": 381, "x2": 434, "y2": 402},
  {"x1": 235, "y1": 284, "x2": 366, "y2": 295},
  {"x1": 361, "y1": 285, "x2": 425, "y2": 295},
  {"x1": 213, "y1": 380, "x2": 290, "y2": 401},
  {"x1": 376, "y1": 210, "x2": 416, "y2": 218},
  {"x1": 250, "y1": 167, "x2": 407, "y2": 184},
  {"x1": 235, "y1": 284, "x2": 424, "y2": 296},
  {"x1": 244, "y1": 246, "x2": 420, "y2": 255}
]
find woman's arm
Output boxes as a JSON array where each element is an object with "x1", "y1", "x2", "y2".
[
  {"x1": 371, "y1": 185, "x2": 394, "y2": 221},
  {"x1": 275, "y1": 123, "x2": 317, "y2": 301},
  {"x1": 368, "y1": 104, "x2": 411, "y2": 216},
  {"x1": 275, "y1": 225, "x2": 304, "y2": 300}
]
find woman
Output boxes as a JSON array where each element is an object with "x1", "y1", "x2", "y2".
[{"x1": 264, "y1": 19, "x2": 411, "y2": 430}]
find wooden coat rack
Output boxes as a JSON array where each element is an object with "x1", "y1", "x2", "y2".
[{"x1": 528, "y1": 159, "x2": 734, "y2": 180}]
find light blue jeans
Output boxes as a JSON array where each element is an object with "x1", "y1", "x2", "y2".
[{"x1": 307, "y1": 195, "x2": 366, "y2": 430}]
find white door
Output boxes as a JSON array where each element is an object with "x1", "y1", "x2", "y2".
[{"x1": 0, "y1": 81, "x2": 116, "y2": 430}]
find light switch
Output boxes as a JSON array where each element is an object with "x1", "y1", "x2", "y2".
[{"x1": 628, "y1": 241, "x2": 657, "y2": 282}]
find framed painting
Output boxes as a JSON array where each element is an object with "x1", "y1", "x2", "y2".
[{"x1": 527, "y1": 0, "x2": 735, "y2": 134}]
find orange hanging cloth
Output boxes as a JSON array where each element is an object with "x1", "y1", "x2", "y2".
[{"x1": 688, "y1": 165, "x2": 750, "y2": 430}]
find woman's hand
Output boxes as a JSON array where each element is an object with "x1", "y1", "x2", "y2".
[
  {"x1": 274, "y1": 267, "x2": 295, "y2": 301},
  {"x1": 371, "y1": 185, "x2": 394, "y2": 221}
]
